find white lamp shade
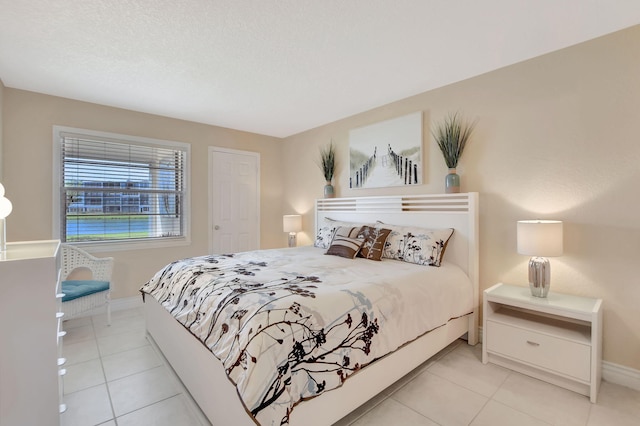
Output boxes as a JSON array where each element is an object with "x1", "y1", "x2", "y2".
[
  {"x1": 0, "y1": 183, "x2": 5, "y2": 197},
  {"x1": 517, "y1": 220, "x2": 563, "y2": 257},
  {"x1": 0, "y1": 196, "x2": 12, "y2": 219},
  {"x1": 283, "y1": 215, "x2": 302, "y2": 233}
]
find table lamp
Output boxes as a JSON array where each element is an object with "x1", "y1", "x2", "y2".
[
  {"x1": 0, "y1": 183, "x2": 13, "y2": 253},
  {"x1": 283, "y1": 214, "x2": 302, "y2": 247},
  {"x1": 517, "y1": 220, "x2": 563, "y2": 298}
]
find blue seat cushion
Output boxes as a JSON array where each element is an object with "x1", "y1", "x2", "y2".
[{"x1": 61, "y1": 280, "x2": 110, "y2": 302}]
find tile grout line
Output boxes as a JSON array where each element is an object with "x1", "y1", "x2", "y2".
[
  {"x1": 111, "y1": 394, "x2": 185, "y2": 423},
  {"x1": 96, "y1": 309, "x2": 206, "y2": 425},
  {"x1": 93, "y1": 315, "x2": 118, "y2": 426},
  {"x1": 424, "y1": 348, "x2": 493, "y2": 426},
  {"x1": 144, "y1": 332, "x2": 212, "y2": 425},
  {"x1": 343, "y1": 339, "x2": 468, "y2": 425},
  {"x1": 63, "y1": 310, "x2": 205, "y2": 425},
  {"x1": 485, "y1": 370, "x2": 590, "y2": 426}
]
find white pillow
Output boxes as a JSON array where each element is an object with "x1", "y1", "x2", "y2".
[{"x1": 378, "y1": 224, "x2": 454, "y2": 267}]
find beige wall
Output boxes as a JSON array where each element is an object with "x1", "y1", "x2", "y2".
[
  {"x1": 282, "y1": 26, "x2": 640, "y2": 370},
  {"x1": 2, "y1": 89, "x2": 284, "y2": 299}
]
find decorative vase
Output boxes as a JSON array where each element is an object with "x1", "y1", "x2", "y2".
[
  {"x1": 445, "y1": 168, "x2": 460, "y2": 193},
  {"x1": 324, "y1": 181, "x2": 335, "y2": 198}
]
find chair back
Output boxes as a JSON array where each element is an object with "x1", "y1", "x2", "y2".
[{"x1": 61, "y1": 244, "x2": 114, "y2": 282}]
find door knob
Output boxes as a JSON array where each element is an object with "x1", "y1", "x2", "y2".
[{"x1": 214, "y1": 225, "x2": 220, "y2": 230}]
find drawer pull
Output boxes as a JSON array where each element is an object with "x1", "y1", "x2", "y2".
[{"x1": 526, "y1": 340, "x2": 540, "y2": 347}]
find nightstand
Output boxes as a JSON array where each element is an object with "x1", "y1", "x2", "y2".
[{"x1": 482, "y1": 283, "x2": 602, "y2": 402}]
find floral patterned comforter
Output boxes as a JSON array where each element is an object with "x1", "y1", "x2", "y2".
[{"x1": 140, "y1": 246, "x2": 472, "y2": 425}]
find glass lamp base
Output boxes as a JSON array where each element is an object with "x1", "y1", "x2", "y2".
[
  {"x1": 288, "y1": 233, "x2": 297, "y2": 248},
  {"x1": 529, "y1": 256, "x2": 551, "y2": 298}
]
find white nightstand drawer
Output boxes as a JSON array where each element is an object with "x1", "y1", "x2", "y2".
[
  {"x1": 486, "y1": 320, "x2": 591, "y2": 381},
  {"x1": 483, "y1": 283, "x2": 602, "y2": 402}
]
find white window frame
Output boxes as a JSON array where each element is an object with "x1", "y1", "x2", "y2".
[{"x1": 53, "y1": 126, "x2": 191, "y2": 252}]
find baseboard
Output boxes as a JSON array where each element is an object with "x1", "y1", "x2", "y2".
[
  {"x1": 477, "y1": 326, "x2": 640, "y2": 392},
  {"x1": 602, "y1": 361, "x2": 640, "y2": 392}
]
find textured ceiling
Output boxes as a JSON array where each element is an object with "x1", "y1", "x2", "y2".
[{"x1": 1, "y1": 1, "x2": 640, "y2": 137}]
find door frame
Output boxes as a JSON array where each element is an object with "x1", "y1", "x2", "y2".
[{"x1": 208, "y1": 146, "x2": 261, "y2": 254}]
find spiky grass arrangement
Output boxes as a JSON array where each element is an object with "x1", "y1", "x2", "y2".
[
  {"x1": 432, "y1": 112, "x2": 477, "y2": 169},
  {"x1": 319, "y1": 141, "x2": 336, "y2": 182}
]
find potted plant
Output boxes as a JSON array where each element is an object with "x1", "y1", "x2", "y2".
[
  {"x1": 432, "y1": 112, "x2": 476, "y2": 193},
  {"x1": 319, "y1": 141, "x2": 336, "y2": 198}
]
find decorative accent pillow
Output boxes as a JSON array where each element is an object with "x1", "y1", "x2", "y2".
[
  {"x1": 334, "y1": 226, "x2": 363, "y2": 239},
  {"x1": 325, "y1": 235, "x2": 365, "y2": 259},
  {"x1": 313, "y1": 219, "x2": 370, "y2": 249},
  {"x1": 379, "y1": 225, "x2": 454, "y2": 267},
  {"x1": 314, "y1": 225, "x2": 337, "y2": 249},
  {"x1": 357, "y1": 226, "x2": 392, "y2": 261}
]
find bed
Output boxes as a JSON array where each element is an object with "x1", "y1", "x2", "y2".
[{"x1": 142, "y1": 192, "x2": 479, "y2": 426}]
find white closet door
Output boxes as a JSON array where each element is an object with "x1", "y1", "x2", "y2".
[{"x1": 209, "y1": 148, "x2": 260, "y2": 254}]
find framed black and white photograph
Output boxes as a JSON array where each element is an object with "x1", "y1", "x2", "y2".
[{"x1": 349, "y1": 112, "x2": 423, "y2": 189}]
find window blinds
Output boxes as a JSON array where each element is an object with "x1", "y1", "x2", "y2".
[{"x1": 60, "y1": 133, "x2": 186, "y2": 243}]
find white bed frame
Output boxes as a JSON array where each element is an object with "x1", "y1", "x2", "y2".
[{"x1": 144, "y1": 192, "x2": 479, "y2": 426}]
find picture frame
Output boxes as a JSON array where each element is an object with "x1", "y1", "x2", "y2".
[{"x1": 349, "y1": 112, "x2": 423, "y2": 189}]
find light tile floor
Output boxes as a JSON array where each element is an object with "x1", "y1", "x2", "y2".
[{"x1": 61, "y1": 307, "x2": 640, "y2": 426}]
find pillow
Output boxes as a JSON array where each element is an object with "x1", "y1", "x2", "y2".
[
  {"x1": 314, "y1": 225, "x2": 337, "y2": 249},
  {"x1": 357, "y1": 226, "x2": 392, "y2": 261},
  {"x1": 379, "y1": 225, "x2": 454, "y2": 267},
  {"x1": 313, "y1": 219, "x2": 371, "y2": 249},
  {"x1": 325, "y1": 235, "x2": 365, "y2": 259},
  {"x1": 325, "y1": 217, "x2": 369, "y2": 226},
  {"x1": 334, "y1": 226, "x2": 363, "y2": 239}
]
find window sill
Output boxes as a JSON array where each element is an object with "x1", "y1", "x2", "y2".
[{"x1": 68, "y1": 236, "x2": 191, "y2": 253}]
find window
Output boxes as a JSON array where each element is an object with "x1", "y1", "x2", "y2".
[{"x1": 53, "y1": 127, "x2": 190, "y2": 250}]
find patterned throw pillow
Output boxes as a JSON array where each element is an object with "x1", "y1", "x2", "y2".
[
  {"x1": 357, "y1": 226, "x2": 392, "y2": 261},
  {"x1": 313, "y1": 220, "x2": 369, "y2": 249},
  {"x1": 380, "y1": 225, "x2": 454, "y2": 267},
  {"x1": 314, "y1": 225, "x2": 337, "y2": 249},
  {"x1": 325, "y1": 235, "x2": 365, "y2": 259},
  {"x1": 334, "y1": 226, "x2": 362, "y2": 239}
]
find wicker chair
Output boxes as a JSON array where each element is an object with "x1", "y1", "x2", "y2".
[{"x1": 61, "y1": 244, "x2": 114, "y2": 325}]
